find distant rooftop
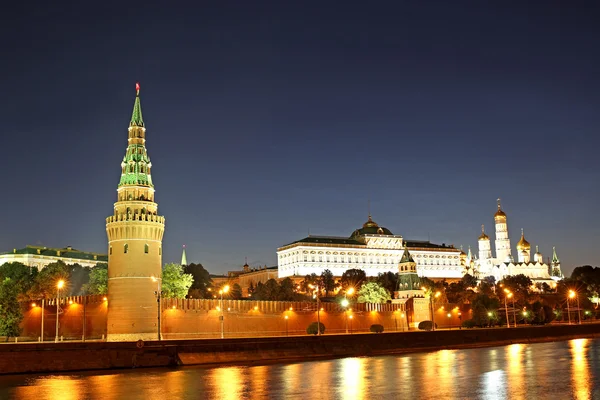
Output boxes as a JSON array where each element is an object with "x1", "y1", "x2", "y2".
[{"x1": 1, "y1": 245, "x2": 108, "y2": 263}]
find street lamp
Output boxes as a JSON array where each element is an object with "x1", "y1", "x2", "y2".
[
  {"x1": 284, "y1": 315, "x2": 289, "y2": 336},
  {"x1": 309, "y1": 284, "x2": 322, "y2": 336},
  {"x1": 219, "y1": 285, "x2": 230, "y2": 338},
  {"x1": 341, "y1": 298, "x2": 350, "y2": 333},
  {"x1": 569, "y1": 290, "x2": 580, "y2": 324},
  {"x1": 55, "y1": 280, "x2": 64, "y2": 343},
  {"x1": 503, "y1": 289, "x2": 511, "y2": 328},
  {"x1": 447, "y1": 313, "x2": 451, "y2": 329},
  {"x1": 432, "y1": 291, "x2": 441, "y2": 331},
  {"x1": 151, "y1": 276, "x2": 162, "y2": 340},
  {"x1": 349, "y1": 314, "x2": 353, "y2": 334}
]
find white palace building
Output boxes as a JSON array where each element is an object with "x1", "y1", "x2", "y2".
[{"x1": 277, "y1": 215, "x2": 464, "y2": 280}]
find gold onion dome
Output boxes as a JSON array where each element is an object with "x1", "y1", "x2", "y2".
[
  {"x1": 478, "y1": 225, "x2": 489, "y2": 241},
  {"x1": 517, "y1": 229, "x2": 531, "y2": 250},
  {"x1": 351, "y1": 214, "x2": 393, "y2": 237},
  {"x1": 363, "y1": 215, "x2": 379, "y2": 228},
  {"x1": 494, "y1": 199, "x2": 506, "y2": 220}
]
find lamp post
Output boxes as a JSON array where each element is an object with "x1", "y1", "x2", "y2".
[
  {"x1": 349, "y1": 314, "x2": 353, "y2": 334},
  {"x1": 284, "y1": 315, "x2": 289, "y2": 336},
  {"x1": 55, "y1": 280, "x2": 64, "y2": 343},
  {"x1": 341, "y1": 298, "x2": 349, "y2": 333},
  {"x1": 447, "y1": 313, "x2": 452, "y2": 330},
  {"x1": 567, "y1": 292, "x2": 572, "y2": 325},
  {"x1": 503, "y1": 289, "x2": 511, "y2": 328},
  {"x1": 309, "y1": 284, "x2": 322, "y2": 335},
  {"x1": 569, "y1": 290, "x2": 580, "y2": 324},
  {"x1": 458, "y1": 312, "x2": 462, "y2": 330},
  {"x1": 219, "y1": 285, "x2": 230, "y2": 339},
  {"x1": 151, "y1": 276, "x2": 162, "y2": 341},
  {"x1": 432, "y1": 291, "x2": 441, "y2": 331}
]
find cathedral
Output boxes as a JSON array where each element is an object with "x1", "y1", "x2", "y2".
[{"x1": 464, "y1": 200, "x2": 563, "y2": 284}]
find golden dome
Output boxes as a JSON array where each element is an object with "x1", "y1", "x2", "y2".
[
  {"x1": 363, "y1": 215, "x2": 379, "y2": 229},
  {"x1": 516, "y1": 229, "x2": 530, "y2": 250},
  {"x1": 494, "y1": 198, "x2": 506, "y2": 220},
  {"x1": 478, "y1": 224, "x2": 489, "y2": 241}
]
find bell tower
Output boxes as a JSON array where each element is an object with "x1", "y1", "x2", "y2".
[{"x1": 105, "y1": 83, "x2": 166, "y2": 341}]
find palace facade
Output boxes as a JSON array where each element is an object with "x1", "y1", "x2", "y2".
[{"x1": 277, "y1": 215, "x2": 463, "y2": 280}]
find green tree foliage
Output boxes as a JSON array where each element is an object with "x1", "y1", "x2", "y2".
[
  {"x1": 461, "y1": 274, "x2": 478, "y2": 289},
  {"x1": 370, "y1": 324, "x2": 384, "y2": 333},
  {"x1": 471, "y1": 294, "x2": 500, "y2": 327},
  {"x1": 230, "y1": 283, "x2": 243, "y2": 300},
  {"x1": 300, "y1": 273, "x2": 320, "y2": 293},
  {"x1": 570, "y1": 265, "x2": 600, "y2": 300},
  {"x1": 417, "y1": 320, "x2": 436, "y2": 331},
  {"x1": 252, "y1": 278, "x2": 303, "y2": 301},
  {"x1": 320, "y1": 269, "x2": 336, "y2": 297},
  {"x1": 68, "y1": 263, "x2": 91, "y2": 295},
  {"x1": 184, "y1": 263, "x2": 213, "y2": 298},
  {"x1": 499, "y1": 274, "x2": 533, "y2": 303},
  {"x1": 85, "y1": 264, "x2": 108, "y2": 295},
  {"x1": 0, "y1": 262, "x2": 37, "y2": 301},
  {"x1": 376, "y1": 272, "x2": 398, "y2": 294},
  {"x1": 0, "y1": 278, "x2": 23, "y2": 339},
  {"x1": 341, "y1": 268, "x2": 367, "y2": 291},
  {"x1": 29, "y1": 261, "x2": 70, "y2": 299},
  {"x1": 162, "y1": 263, "x2": 194, "y2": 298},
  {"x1": 357, "y1": 281, "x2": 391, "y2": 304},
  {"x1": 479, "y1": 276, "x2": 496, "y2": 297},
  {"x1": 306, "y1": 322, "x2": 325, "y2": 335}
]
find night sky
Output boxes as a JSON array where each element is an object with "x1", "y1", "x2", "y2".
[{"x1": 1, "y1": 1, "x2": 599, "y2": 275}]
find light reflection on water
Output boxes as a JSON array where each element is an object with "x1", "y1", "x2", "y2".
[{"x1": 1, "y1": 338, "x2": 599, "y2": 400}]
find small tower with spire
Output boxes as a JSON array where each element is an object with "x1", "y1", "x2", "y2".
[
  {"x1": 181, "y1": 245, "x2": 187, "y2": 266},
  {"x1": 105, "y1": 83, "x2": 166, "y2": 341},
  {"x1": 394, "y1": 246, "x2": 422, "y2": 299},
  {"x1": 551, "y1": 247, "x2": 563, "y2": 278}
]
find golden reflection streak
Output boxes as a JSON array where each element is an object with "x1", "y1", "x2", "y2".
[
  {"x1": 506, "y1": 343, "x2": 524, "y2": 399},
  {"x1": 209, "y1": 366, "x2": 244, "y2": 400},
  {"x1": 436, "y1": 349, "x2": 457, "y2": 398},
  {"x1": 14, "y1": 375, "x2": 84, "y2": 400},
  {"x1": 87, "y1": 374, "x2": 119, "y2": 400},
  {"x1": 570, "y1": 338, "x2": 591, "y2": 400},
  {"x1": 339, "y1": 358, "x2": 365, "y2": 400}
]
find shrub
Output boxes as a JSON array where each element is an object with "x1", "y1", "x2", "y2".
[
  {"x1": 417, "y1": 320, "x2": 437, "y2": 331},
  {"x1": 306, "y1": 322, "x2": 325, "y2": 335},
  {"x1": 461, "y1": 319, "x2": 476, "y2": 329},
  {"x1": 370, "y1": 324, "x2": 384, "y2": 333}
]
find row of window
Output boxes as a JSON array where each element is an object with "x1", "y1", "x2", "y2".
[
  {"x1": 109, "y1": 244, "x2": 161, "y2": 255},
  {"x1": 280, "y1": 255, "x2": 459, "y2": 266}
]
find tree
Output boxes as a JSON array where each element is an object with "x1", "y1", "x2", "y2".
[
  {"x1": 28, "y1": 261, "x2": 70, "y2": 299},
  {"x1": 357, "y1": 281, "x2": 391, "y2": 303},
  {"x1": 230, "y1": 283, "x2": 243, "y2": 300},
  {"x1": 471, "y1": 294, "x2": 500, "y2": 327},
  {"x1": 0, "y1": 262, "x2": 36, "y2": 301},
  {"x1": 184, "y1": 263, "x2": 213, "y2": 298},
  {"x1": 376, "y1": 272, "x2": 398, "y2": 295},
  {"x1": 0, "y1": 278, "x2": 22, "y2": 340},
  {"x1": 85, "y1": 264, "x2": 108, "y2": 295},
  {"x1": 320, "y1": 269, "x2": 336, "y2": 297},
  {"x1": 68, "y1": 263, "x2": 91, "y2": 295},
  {"x1": 300, "y1": 273, "x2": 320, "y2": 293},
  {"x1": 499, "y1": 274, "x2": 533, "y2": 303},
  {"x1": 162, "y1": 263, "x2": 194, "y2": 298},
  {"x1": 461, "y1": 274, "x2": 478, "y2": 289},
  {"x1": 341, "y1": 269, "x2": 367, "y2": 291}
]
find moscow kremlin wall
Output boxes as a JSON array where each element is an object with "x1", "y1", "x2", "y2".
[{"x1": 17, "y1": 296, "x2": 456, "y2": 341}]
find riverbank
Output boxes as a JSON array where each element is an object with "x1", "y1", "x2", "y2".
[{"x1": 1, "y1": 323, "x2": 600, "y2": 375}]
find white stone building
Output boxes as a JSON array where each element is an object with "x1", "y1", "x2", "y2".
[
  {"x1": 466, "y1": 200, "x2": 563, "y2": 283},
  {"x1": 0, "y1": 245, "x2": 107, "y2": 270},
  {"x1": 277, "y1": 215, "x2": 463, "y2": 280}
]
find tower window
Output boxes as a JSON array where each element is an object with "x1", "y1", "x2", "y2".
[
  {"x1": 159, "y1": 247, "x2": 162, "y2": 256},
  {"x1": 144, "y1": 244, "x2": 149, "y2": 254},
  {"x1": 110, "y1": 246, "x2": 112, "y2": 255},
  {"x1": 124, "y1": 244, "x2": 128, "y2": 254}
]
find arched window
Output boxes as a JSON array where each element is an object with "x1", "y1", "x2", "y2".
[
  {"x1": 159, "y1": 247, "x2": 162, "y2": 256},
  {"x1": 124, "y1": 244, "x2": 128, "y2": 254},
  {"x1": 144, "y1": 244, "x2": 149, "y2": 254},
  {"x1": 109, "y1": 246, "x2": 112, "y2": 255}
]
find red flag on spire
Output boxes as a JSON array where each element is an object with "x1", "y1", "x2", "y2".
[{"x1": 136, "y1": 82, "x2": 140, "y2": 95}]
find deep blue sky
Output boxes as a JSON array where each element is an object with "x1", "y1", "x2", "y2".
[{"x1": 1, "y1": 1, "x2": 598, "y2": 276}]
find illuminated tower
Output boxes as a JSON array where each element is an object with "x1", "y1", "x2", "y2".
[
  {"x1": 181, "y1": 245, "x2": 187, "y2": 266},
  {"x1": 551, "y1": 247, "x2": 563, "y2": 278},
  {"x1": 477, "y1": 225, "x2": 492, "y2": 276},
  {"x1": 395, "y1": 246, "x2": 421, "y2": 299},
  {"x1": 105, "y1": 83, "x2": 166, "y2": 341},
  {"x1": 494, "y1": 199, "x2": 512, "y2": 263}
]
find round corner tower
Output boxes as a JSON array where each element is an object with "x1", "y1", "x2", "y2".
[{"x1": 106, "y1": 83, "x2": 165, "y2": 341}]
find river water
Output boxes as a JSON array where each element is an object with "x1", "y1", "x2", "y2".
[{"x1": 0, "y1": 338, "x2": 599, "y2": 399}]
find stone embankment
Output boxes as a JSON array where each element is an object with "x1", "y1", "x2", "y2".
[{"x1": 1, "y1": 323, "x2": 599, "y2": 375}]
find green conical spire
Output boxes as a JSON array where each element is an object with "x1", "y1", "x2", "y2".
[
  {"x1": 552, "y1": 246, "x2": 560, "y2": 264},
  {"x1": 400, "y1": 245, "x2": 415, "y2": 263},
  {"x1": 130, "y1": 83, "x2": 144, "y2": 127},
  {"x1": 181, "y1": 245, "x2": 187, "y2": 266}
]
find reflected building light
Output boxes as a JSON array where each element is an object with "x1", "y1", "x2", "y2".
[
  {"x1": 570, "y1": 339, "x2": 591, "y2": 399},
  {"x1": 339, "y1": 357, "x2": 365, "y2": 400},
  {"x1": 209, "y1": 366, "x2": 244, "y2": 400}
]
